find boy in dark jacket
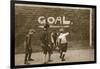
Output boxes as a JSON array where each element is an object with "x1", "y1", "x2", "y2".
[
  {"x1": 24, "y1": 29, "x2": 35, "y2": 64},
  {"x1": 40, "y1": 24, "x2": 53, "y2": 64}
]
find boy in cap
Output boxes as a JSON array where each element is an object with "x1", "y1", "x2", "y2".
[
  {"x1": 24, "y1": 29, "x2": 35, "y2": 64},
  {"x1": 40, "y1": 23, "x2": 53, "y2": 64}
]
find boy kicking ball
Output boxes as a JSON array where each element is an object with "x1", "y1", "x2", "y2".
[{"x1": 57, "y1": 28, "x2": 69, "y2": 61}]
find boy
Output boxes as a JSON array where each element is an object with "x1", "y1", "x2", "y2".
[
  {"x1": 24, "y1": 29, "x2": 35, "y2": 64},
  {"x1": 57, "y1": 28, "x2": 69, "y2": 61},
  {"x1": 40, "y1": 24, "x2": 53, "y2": 63}
]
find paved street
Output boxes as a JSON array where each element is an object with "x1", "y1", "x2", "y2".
[{"x1": 15, "y1": 49, "x2": 94, "y2": 65}]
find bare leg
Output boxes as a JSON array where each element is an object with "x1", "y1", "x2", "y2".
[
  {"x1": 48, "y1": 53, "x2": 52, "y2": 62},
  {"x1": 48, "y1": 53, "x2": 51, "y2": 61},
  {"x1": 44, "y1": 54, "x2": 48, "y2": 64},
  {"x1": 24, "y1": 53, "x2": 30, "y2": 64},
  {"x1": 28, "y1": 52, "x2": 32, "y2": 60},
  {"x1": 60, "y1": 50, "x2": 62, "y2": 59},
  {"x1": 28, "y1": 49, "x2": 34, "y2": 61},
  {"x1": 61, "y1": 52, "x2": 66, "y2": 61}
]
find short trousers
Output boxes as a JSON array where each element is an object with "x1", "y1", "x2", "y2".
[
  {"x1": 25, "y1": 47, "x2": 32, "y2": 54},
  {"x1": 41, "y1": 44, "x2": 53, "y2": 54},
  {"x1": 58, "y1": 43, "x2": 68, "y2": 52}
]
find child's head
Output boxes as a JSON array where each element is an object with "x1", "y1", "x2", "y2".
[{"x1": 29, "y1": 29, "x2": 35, "y2": 35}]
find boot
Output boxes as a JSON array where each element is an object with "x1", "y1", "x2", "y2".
[
  {"x1": 61, "y1": 54, "x2": 66, "y2": 61},
  {"x1": 24, "y1": 61, "x2": 30, "y2": 64}
]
